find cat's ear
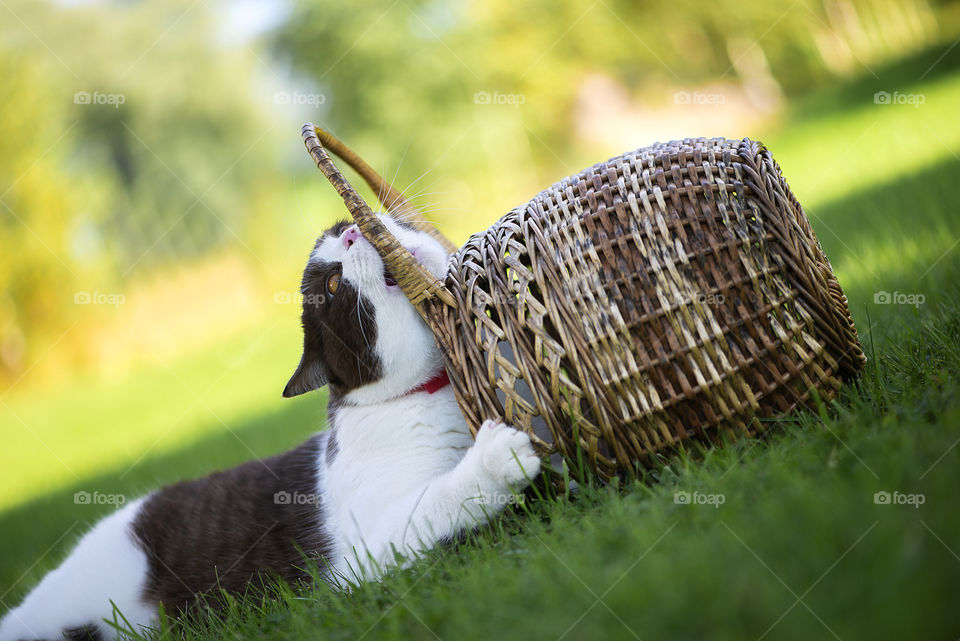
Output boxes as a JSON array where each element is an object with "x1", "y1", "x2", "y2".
[{"x1": 283, "y1": 346, "x2": 328, "y2": 397}]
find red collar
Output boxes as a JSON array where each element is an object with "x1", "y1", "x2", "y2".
[{"x1": 407, "y1": 369, "x2": 451, "y2": 395}]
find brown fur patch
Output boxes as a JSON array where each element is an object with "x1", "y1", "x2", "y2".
[{"x1": 131, "y1": 436, "x2": 332, "y2": 615}]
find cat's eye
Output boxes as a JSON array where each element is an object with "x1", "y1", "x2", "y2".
[{"x1": 327, "y1": 273, "x2": 341, "y2": 296}]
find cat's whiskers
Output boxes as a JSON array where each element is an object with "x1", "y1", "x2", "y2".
[
  {"x1": 387, "y1": 199, "x2": 459, "y2": 228},
  {"x1": 390, "y1": 197, "x2": 453, "y2": 219},
  {"x1": 385, "y1": 140, "x2": 412, "y2": 209},
  {"x1": 398, "y1": 165, "x2": 438, "y2": 205},
  {"x1": 354, "y1": 295, "x2": 365, "y2": 378},
  {"x1": 390, "y1": 185, "x2": 445, "y2": 214}
]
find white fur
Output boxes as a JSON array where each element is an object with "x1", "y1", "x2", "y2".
[
  {"x1": 1, "y1": 218, "x2": 540, "y2": 638},
  {"x1": 323, "y1": 395, "x2": 539, "y2": 583},
  {"x1": 0, "y1": 499, "x2": 157, "y2": 640}
]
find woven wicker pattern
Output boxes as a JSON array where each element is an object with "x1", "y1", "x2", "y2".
[{"x1": 302, "y1": 127, "x2": 865, "y2": 479}]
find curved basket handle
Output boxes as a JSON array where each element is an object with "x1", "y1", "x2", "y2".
[
  {"x1": 307, "y1": 125, "x2": 458, "y2": 255},
  {"x1": 301, "y1": 123, "x2": 456, "y2": 311}
]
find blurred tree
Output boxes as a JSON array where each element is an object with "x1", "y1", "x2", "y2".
[
  {"x1": 55, "y1": 0, "x2": 281, "y2": 270},
  {"x1": 0, "y1": 0, "x2": 283, "y2": 380},
  {"x1": 277, "y1": 0, "x2": 945, "y2": 166},
  {"x1": 0, "y1": 48, "x2": 78, "y2": 377}
]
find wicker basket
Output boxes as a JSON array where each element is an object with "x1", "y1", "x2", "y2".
[{"x1": 301, "y1": 124, "x2": 865, "y2": 479}]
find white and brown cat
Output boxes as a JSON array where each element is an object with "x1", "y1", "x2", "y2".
[{"x1": 0, "y1": 216, "x2": 541, "y2": 641}]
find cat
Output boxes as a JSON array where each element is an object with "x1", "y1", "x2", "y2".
[{"x1": 0, "y1": 215, "x2": 541, "y2": 641}]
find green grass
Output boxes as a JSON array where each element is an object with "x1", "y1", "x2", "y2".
[
  {"x1": 2, "y1": 45, "x2": 960, "y2": 639},
  {"x1": 763, "y1": 42, "x2": 960, "y2": 211},
  {"x1": 145, "y1": 302, "x2": 960, "y2": 641},
  {"x1": 0, "y1": 323, "x2": 309, "y2": 512}
]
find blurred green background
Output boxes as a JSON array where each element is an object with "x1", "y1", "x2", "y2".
[{"x1": 1, "y1": 0, "x2": 960, "y2": 608}]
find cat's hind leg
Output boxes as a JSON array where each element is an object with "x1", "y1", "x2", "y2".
[{"x1": 0, "y1": 498, "x2": 157, "y2": 641}]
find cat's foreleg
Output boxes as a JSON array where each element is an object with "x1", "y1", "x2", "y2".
[{"x1": 385, "y1": 420, "x2": 541, "y2": 559}]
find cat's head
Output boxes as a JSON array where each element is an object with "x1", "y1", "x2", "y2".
[{"x1": 283, "y1": 215, "x2": 450, "y2": 405}]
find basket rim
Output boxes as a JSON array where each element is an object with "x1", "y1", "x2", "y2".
[{"x1": 300, "y1": 123, "x2": 455, "y2": 311}]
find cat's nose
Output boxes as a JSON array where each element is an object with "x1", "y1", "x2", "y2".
[{"x1": 341, "y1": 225, "x2": 362, "y2": 249}]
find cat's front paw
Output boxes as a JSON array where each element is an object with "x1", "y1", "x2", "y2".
[{"x1": 472, "y1": 420, "x2": 541, "y2": 488}]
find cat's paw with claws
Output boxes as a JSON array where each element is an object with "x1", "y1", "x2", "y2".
[{"x1": 472, "y1": 420, "x2": 541, "y2": 488}]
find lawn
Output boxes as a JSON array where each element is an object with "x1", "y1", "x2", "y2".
[{"x1": 1, "y1": 46, "x2": 959, "y2": 640}]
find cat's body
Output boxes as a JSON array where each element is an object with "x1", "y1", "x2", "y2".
[{"x1": 0, "y1": 216, "x2": 540, "y2": 641}]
